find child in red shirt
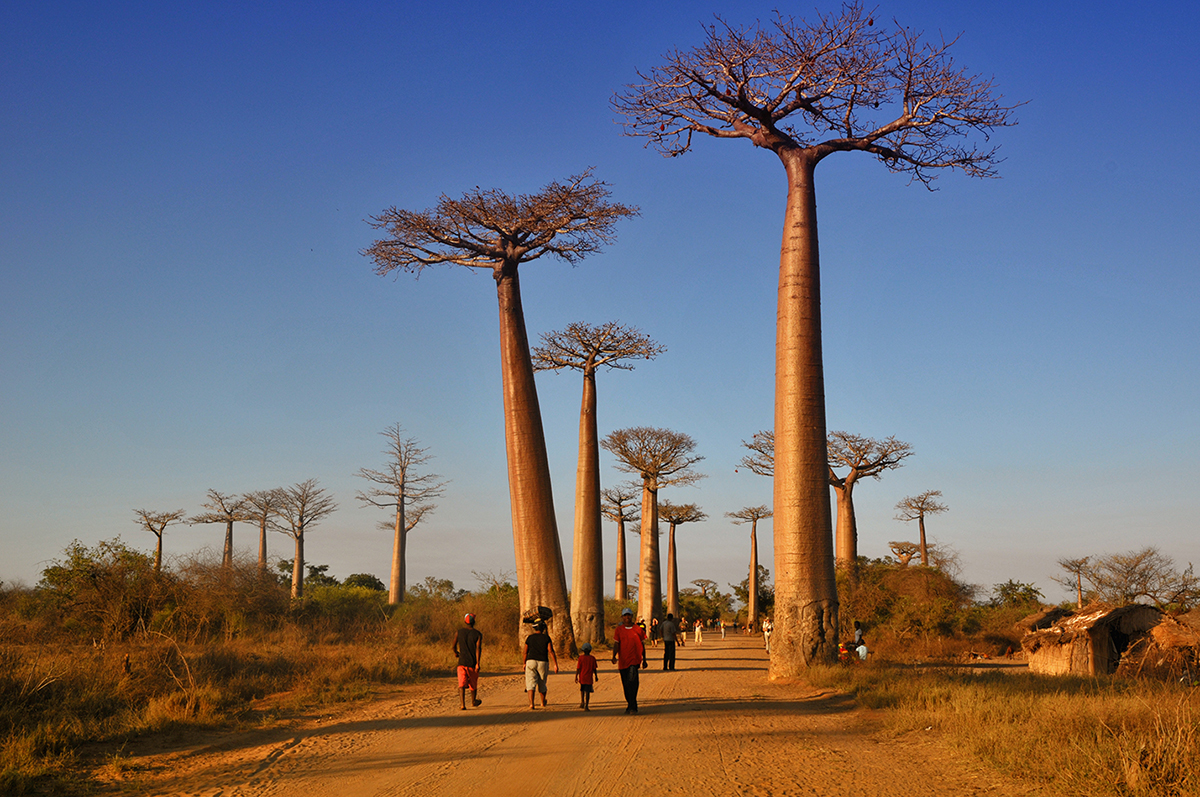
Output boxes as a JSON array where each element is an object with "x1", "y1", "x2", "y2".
[{"x1": 575, "y1": 643, "x2": 599, "y2": 711}]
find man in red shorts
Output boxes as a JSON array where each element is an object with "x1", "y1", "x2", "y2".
[{"x1": 453, "y1": 612, "x2": 483, "y2": 710}]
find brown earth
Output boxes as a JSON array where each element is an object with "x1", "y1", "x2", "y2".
[{"x1": 99, "y1": 634, "x2": 1037, "y2": 796}]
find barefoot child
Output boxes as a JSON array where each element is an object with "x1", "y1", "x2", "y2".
[{"x1": 575, "y1": 643, "x2": 599, "y2": 710}]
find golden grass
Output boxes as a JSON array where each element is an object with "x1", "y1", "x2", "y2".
[{"x1": 807, "y1": 662, "x2": 1200, "y2": 796}]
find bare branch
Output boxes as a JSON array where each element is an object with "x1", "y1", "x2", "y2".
[
  {"x1": 613, "y1": 4, "x2": 1019, "y2": 184},
  {"x1": 601, "y1": 427, "x2": 706, "y2": 490},
  {"x1": 531, "y1": 321, "x2": 665, "y2": 374},
  {"x1": 364, "y1": 170, "x2": 639, "y2": 278}
]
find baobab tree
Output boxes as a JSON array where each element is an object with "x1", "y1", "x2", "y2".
[
  {"x1": 727, "y1": 505, "x2": 772, "y2": 628},
  {"x1": 616, "y1": 4, "x2": 1016, "y2": 674},
  {"x1": 189, "y1": 490, "x2": 248, "y2": 570},
  {"x1": 658, "y1": 500, "x2": 707, "y2": 619},
  {"x1": 365, "y1": 171, "x2": 636, "y2": 655},
  {"x1": 242, "y1": 489, "x2": 280, "y2": 575},
  {"x1": 741, "y1": 429, "x2": 912, "y2": 566},
  {"x1": 601, "y1": 483, "x2": 640, "y2": 602},
  {"x1": 828, "y1": 433, "x2": 913, "y2": 566},
  {"x1": 270, "y1": 479, "x2": 337, "y2": 598},
  {"x1": 355, "y1": 424, "x2": 447, "y2": 605},
  {"x1": 133, "y1": 508, "x2": 185, "y2": 572},
  {"x1": 532, "y1": 322, "x2": 664, "y2": 645},
  {"x1": 601, "y1": 427, "x2": 704, "y2": 623},
  {"x1": 888, "y1": 540, "x2": 921, "y2": 567},
  {"x1": 894, "y1": 490, "x2": 948, "y2": 567},
  {"x1": 1054, "y1": 556, "x2": 1090, "y2": 608}
]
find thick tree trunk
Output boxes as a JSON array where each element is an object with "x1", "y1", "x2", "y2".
[
  {"x1": 496, "y1": 263, "x2": 576, "y2": 657},
  {"x1": 615, "y1": 517, "x2": 627, "y2": 602},
  {"x1": 833, "y1": 481, "x2": 858, "y2": 566},
  {"x1": 389, "y1": 502, "x2": 406, "y2": 604},
  {"x1": 570, "y1": 368, "x2": 605, "y2": 645},
  {"x1": 666, "y1": 522, "x2": 679, "y2": 618},
  {"x1": 223, "y1": 520, "x2": 234, "y2": 569},
  {"x1": 154, "y1": 535, "x2": 163, "y2": 573},
  {"x1": 636, "y1": 481, "x2": 662, "y2": 624},
  {"x1": 292, "y1": 533, "x2": 304, "y2": 599},
  {"x1": 258, "y1": 520, "x2": 268, "y2": 575},
  {"x1": 748, "y1": 520, "x2": 759, "y2": 628},
  {"x1": 918, "y1": 516, "x2": 928, "y2": 566},
  {"x1": 770, "y1": 150, "x2": 838, "y2": 677}
]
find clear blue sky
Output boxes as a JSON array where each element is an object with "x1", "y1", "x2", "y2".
[{"x1": 3, "y1": 1, "x2": 1197, "y2": 604}]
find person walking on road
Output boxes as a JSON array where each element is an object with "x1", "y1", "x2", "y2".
[
  {"x1": 523, "y1": 620, "x2": 558, "y2": 709},
  {"x1": 612, "y1": 608, "x2": 647, "y2": 713},
  {"x1": 659, "y1": 613, "x2": 679, "y2": 671},
  {"x1": 453, "y1": 613, "x2": 483, "y2": 710},
  {"x1": 576, "y1": 643, "x2": 599, "y2": 710}
]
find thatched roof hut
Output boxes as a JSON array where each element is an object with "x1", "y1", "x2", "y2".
[{"x1": 1021, "y1": 603, "x2": 1163, "y2": 676}]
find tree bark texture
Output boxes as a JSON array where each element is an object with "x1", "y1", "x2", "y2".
[
  {"x1": 749, "y1": 520, "x2": 759, "y2": 628},
  {"x1": 833, "y1": 481, "x2": 858, "y2": 566},
  {"x1": 666, "y1": 522, "x2": 679, "y2": 619},
  {"x1": 570, "y1": 369, "x2": 605, "y2": 645},
  {"x1": 258, "y1": 521, "x2": 268, "y2": 574},
  {"x1": 389, "y1": 502, "x2": 407, "y2": 604},
  {"x1": 222, "y1": 520, "x2": 234, "y2": 570},
  {"x1": 770, "y1": 151, "x2": 838, "y2": 677},
  {"x1": 918, "y1": 517, "x2": 928, "y2": 566},
  {"x1": 615, "y1": 517, "x2": 627, "y2": 602},
  {"x1": 154, "y1": 536, "x2": 163, "y2": 574},
  {"x1": 636, "y1": 481, "x2": 662, "y2": 623},
  {"x1": 496, "y1": 265, "x2": 576, "y2": 656},
  {"x1": 292, "y1": 533, "x2": 304, "y2": 599}
]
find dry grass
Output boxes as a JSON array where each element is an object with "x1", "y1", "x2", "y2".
[
  {"x1": 807, "y1": 662, "x2": 1200, "y2": 796},
  {"x1": 0, "y1": 583, "x2": 521, "y2": 795}
]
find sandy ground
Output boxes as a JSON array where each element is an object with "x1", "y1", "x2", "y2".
[{"x1": 102, "y1": 635, "x2": 1038, "y2": 797}]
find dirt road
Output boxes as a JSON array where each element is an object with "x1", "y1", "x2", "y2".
[{"x1": 115, "y1": 635, "x2": 1031, "y2": 796}]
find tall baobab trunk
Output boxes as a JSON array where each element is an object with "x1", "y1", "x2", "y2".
[
  {"x1": 636, "y1": 480, "x2": 662, "y2": 624},
  {"x1": 496, "y1": 263, "x2": 576, "y2": 656},
  {"x1": 291, "y1": 533, "x2": 304, "y2": 598},
  {"x1": 258, "y1": 522, "x2": 268, "y2": 574},
  {"x1": 666, "y1": 521, "x2": 679, "y2": 618},
  {"x1": 832, "y1": 480, "x2": 858, "y2": 566},
  {"x1": 748, "y1": 519, "x2": 759, "y2": 628},
  {"x1": 570, "y1": 367, "x2": 605, "y2": 645},
  {"x1": 771, "y1": 151, "x2": 838, "y2": 677},
  {"x1": 918, "y1": 516, "x2": 929, "y2": 566},
  {"x1": 222, "y1": 520, "x2": 234, "y2": 569},
  {"x1": 390, "y1": 501, "x2": 407, "y2": 604},
  {"x1": 615, "y1": 515, "x2": 628, "y2": 602},
  {"x1": 154, "y1": 536, "x2": 163, "y2": 574}
]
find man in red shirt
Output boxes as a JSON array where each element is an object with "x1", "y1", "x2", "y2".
[{"x1": 611, "y1": 608, "x2": 647, "y2": 714}]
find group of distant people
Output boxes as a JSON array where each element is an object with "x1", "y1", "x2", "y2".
[{"x1": 452, "y1": 610, "x2": 865, "y2": 714}]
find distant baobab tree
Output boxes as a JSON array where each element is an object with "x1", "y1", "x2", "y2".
[
  {"x1": 365, "y1": 171, "x2": 637, "y2": 656},
  {"x1": 1054, "y1": 556, "x2": 1090, "y2": 608},
  {"x1": 270, "y1": 479, "x2": 337, "y2": 598},
  {"x1": 827, "y1": 433, "x2": 912, "y2": 566},
  {"x1": 616, "y1": 3, "x2": 1016, "y2": 674},
  {"x1": 894, "y1": 490, "x2": 948, "y2": 567},
  {"x1": 134, "y1": 508, "x2": 186, "y2": 572},
  {"x1": 741, "y1": 429, "x2": 912, "y2": 565},
  {"x1": 189, "y1": 490, "x2": 249, "y2": 570},
  {"x1": 355, "y1": 424, "x2": 447, "y2": 605},
  {"x1": 242, "y1": 489, "x2": 281, "y2": 574},
  {"x1": 533, "y1": 321, "x2": 664, "y2": 645},
  {"x1": 726, "y1": 505, "x2": 772, "y2": 628},
  {"x1": 601, "y1": 483, "x2": 640, "y2": 603},
  {"x1": 658, "y1": 500, "x2": 707, "y2": 619},
  {"x1": 601, "y1": 427, "x2": 704, "y2": 624},
  {"x1": 888, "y1": 540, "x2": 921, "y2": 567}
]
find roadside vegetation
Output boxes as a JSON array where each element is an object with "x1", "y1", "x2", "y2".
[{"x1": 0, "y1": 539, "x2": 520, "y2": 794}]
